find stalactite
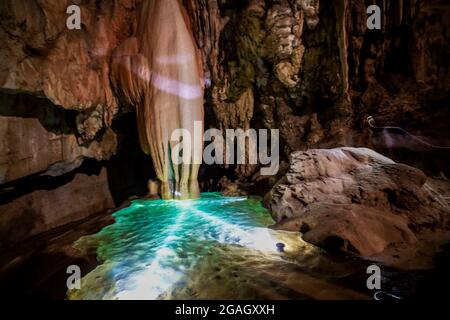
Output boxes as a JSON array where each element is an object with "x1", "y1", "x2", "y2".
[
  {"x1": 336, "y1": 0, "x2": 349, "y2": 98},
  {"x1": 112, "y1": 0, "x2": 204, "y2": 200},
  {"x1": 297, "y1": 0, "x2": 320, "y2": 29}
]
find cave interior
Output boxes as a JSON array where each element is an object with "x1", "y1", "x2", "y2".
[{"x1": 0, "y1": 0, "x2": 449, "y2": 300}]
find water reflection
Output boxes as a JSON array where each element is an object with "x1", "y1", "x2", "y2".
[{"x1": 68, "y1": 193, "x2": 367, "y2": 300}]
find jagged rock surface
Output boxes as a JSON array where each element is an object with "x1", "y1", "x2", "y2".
[
  {"x1": 0, "y1": 93, "x2": 117, "y2": 184},
  {"x1": 0, "y1": 0, "x2": 137, "y2": 116},
  {"x1": 0, "y1": 0, "x2": 449, "y2": 243},
  {"x1": 184, "y1": 0, "x2": 450, "y2": 180},
  {"x1": 0, "y1": 0, "x2": 139, "y2": 180}
]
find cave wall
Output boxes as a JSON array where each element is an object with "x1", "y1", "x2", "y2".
[
  {"x1": 0, "y1": 166, "x2": 114, "y2": 247},
  {"x1": 183, "y1": 0, "x2": 450, "y2": 178},
  {"x1": 0, "y1": 92, "x2": 117, "y2": 184},
  {"x1": 0, "y1": 0, "x2": 449, "y2": 243},
  {"x1": 0, "y1": 0, "x2": 137, "y2": 117},
  {"x1": 347, "y1": 0, "x2": 450, "y2": 174},
  {"x1": 0, "y1": 0, "x2": 138, "y2": 189},
  {"x1": 0, "y1": 0, "x2": 144, "y2": 245}
]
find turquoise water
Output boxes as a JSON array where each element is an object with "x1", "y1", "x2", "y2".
[
  {"x1": 69, "y1": 193, "x2": 368, "y2": 300},
  {"x1": 69, "y1": 193, "x2": 286, "y2": 300}
]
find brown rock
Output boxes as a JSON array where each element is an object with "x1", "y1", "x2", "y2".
[
  {"x1": 0, "y1": 168, "x2": 114, "y2": 247},
  {"x1": 218, "y1": 176, "x2": 249, "y2": 197},
  {"x1": 0, "y1": 0, "x2": 137, "y2": 117},
  {"x1": 0, "y1": 93, "x2": 117, "y2": 184},
  {"x1": 268, "y1": 148, "x2": 450, "y2": 256}
]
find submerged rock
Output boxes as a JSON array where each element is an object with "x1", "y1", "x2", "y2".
[
  {"x1": 276, "y1": 242, "x2": 286, "y2": 252},
  {"x1": 267, "y1": 147, "x2": 450, "y2": 257},
  {"x1": 218, "y1": 176, "x2": 249, "y2": 197}
]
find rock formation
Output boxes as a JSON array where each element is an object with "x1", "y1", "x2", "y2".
[
  {"x1": 111, "y1": 0, "x2": 204, "y2": 199},
  {"x1": 0, "y1": 0, "x2": 139, "y2": 246},
  {"x1": 184, "y1": 0, "x2": 450, "y2": 180},
  {"x1": 0, "y1": 167, "x2": 114, "y2": 246},
  {"x1": 267, "y1": 148, "x2": 449, "y2": 257},
  {"x1": 0, "y1": 0, "x2": 449, "y2": 247},
  {"x1": 0, "y1": 93, "x2": 117, "y2": 184}
]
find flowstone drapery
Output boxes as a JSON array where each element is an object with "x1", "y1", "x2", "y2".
[{"x1": 112, "y1": 0, "x2": 204, "y2": 199}]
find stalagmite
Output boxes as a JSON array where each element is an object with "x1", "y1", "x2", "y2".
[{"x1": 112, "y1": 0, "x2": 204, "y2": 199}]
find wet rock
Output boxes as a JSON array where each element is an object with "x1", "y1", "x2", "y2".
[
  {"x1": 218, "y1": 176, "x2": 249, "y2": 197},
  {"x1": 276, "y1": 242, "x2": 286, "y2": 252},
  {"x1": 0, "y1": 168, "x2": 114, "y2": 247},
  {"x1": 268, "y1": 148, "x2": 450, "y2": 257}
]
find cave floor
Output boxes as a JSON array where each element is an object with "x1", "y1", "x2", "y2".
[{"x1": 0, "y1": 193, "x2": 448, "y2": 300}]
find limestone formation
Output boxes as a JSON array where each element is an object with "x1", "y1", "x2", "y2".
[
  {"x1": 0, "y1": 93, "x2": 117, "y2": 184},
  {"x1": 184, "y1": 0, "x2": 450, "y2": 180},
  {"x1": 0, "y1": 168, "x2": 114, "y2": 247},
  {"x1": 0, "y1": 0, "x2": 449, "y2": 249},
  {"x1": 0, "y1": 0, "x2": 137, "y2": 180},
  {"x1": 267, "y1": 148, "x2": 450, "y2": 256},
  {"x1": 111, "y1": 0, "x2": 204, "y2": 199}
]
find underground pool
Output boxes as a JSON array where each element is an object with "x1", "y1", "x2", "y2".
[{"x1": 68, "y1": 193, "x2": 370, "y2": 300}]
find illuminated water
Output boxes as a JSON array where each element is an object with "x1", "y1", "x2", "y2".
[{"x1": 69, "y1": 193, "x2": 367, "y2": 300}]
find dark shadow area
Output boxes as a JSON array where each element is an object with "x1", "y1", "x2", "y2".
[
  {"x1": 0, "y1": 209, "x2": 115, "y2": 299},
  {"x1": 369, "y1": 96, "x2": 450, "y2": 176},
  {"x1": 106, "y1": 112, "x2": 155, "y2": 206},
  {"x1": 335, "y1": 242, "x2": 450, "y2": 300},
  {"x1": 0, "y1": 159, "x2": 107, "y2": 249},
  {"x1": 0, "y1": 252, "x2": 96, "y2": 299},
  {"x1": 0, "y1": 159, "x2": 104, "y2": 205},
  {"x1": 198, "y1": 163, "x2": 237, "y2": 192},
  {"x1": 0, "y1": 91, "x2": 77, "y2": 135}
]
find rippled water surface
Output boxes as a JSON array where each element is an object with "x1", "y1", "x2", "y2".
[{"x1": 69, "y1": 193, "x2": 368, "y2": 300}]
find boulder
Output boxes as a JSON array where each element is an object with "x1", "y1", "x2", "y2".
[{"x1": 267, "y1": 147, "x2": 449, "y2": 256}]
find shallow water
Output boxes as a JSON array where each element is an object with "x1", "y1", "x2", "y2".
[{"x1": 68, "y1": 193, "x2": 368, "y2": 300}]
